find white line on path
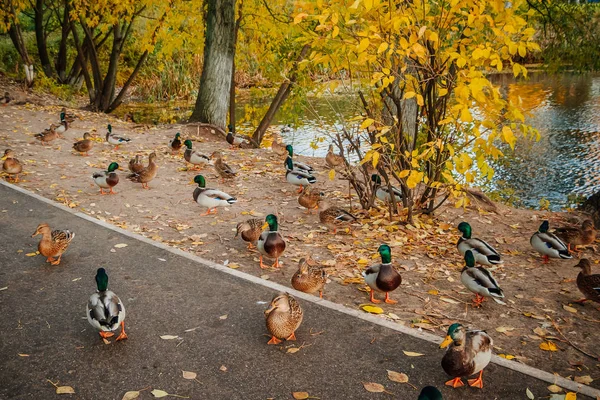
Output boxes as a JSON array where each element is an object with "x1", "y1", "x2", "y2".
[{"x1": 2, "y1": 180, "x2": 598, "y2": 399}]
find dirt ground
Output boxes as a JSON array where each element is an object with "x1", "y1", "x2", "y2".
[{"x1": 1, "y1": 83, "x2": 599, "y2": 394}]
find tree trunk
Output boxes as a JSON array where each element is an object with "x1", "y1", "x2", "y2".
[
  {"x1": 228, "y1": 0, "x2": 243, "y2": 133},
  {"x1": 34, "y1": 0, "x2": 53, "y2": 78},
  {"x1": 97, "y1": 22, "x2": 125, "y2": 111},
  {"x1": 7, "y1": 19, "x2": 34, "y2": 86},
  {"x1": 55, "y1": 2, "x2": 71, "y2": 83},
  {"x1": 190, "y1": 0, "x2": 236, "y2": 128},
  {"x1": 251, "y1": 44, "x2": 310, "y2": 146}
]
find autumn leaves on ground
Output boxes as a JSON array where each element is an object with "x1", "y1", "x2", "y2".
[{"x1": 1, "y1": 96, "x2": 599, "y2": 394}]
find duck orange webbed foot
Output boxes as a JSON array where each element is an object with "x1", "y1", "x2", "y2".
[
  {"x1": 467, "y1": 371, "x2": 484, "y2": 389},
  {"x1": 99, "y1": 331, "x2": 114, "y2": 339},
  {"x1": 267, "y1": 336, "x2": 282, "y2": 345},
  {"x1": 115, "y1": 322, "x2": 128, "y2": 341},
  {"x1": 369, "y1": 291, "x2": 382, "y2": 304},
  {"x1": 384, "y1": 293, "x2": 397, "y2": 304},
  {"x1": 445, "y1": 377, "x2": 464, "y2": 388}
]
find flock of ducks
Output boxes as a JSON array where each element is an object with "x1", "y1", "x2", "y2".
[{"x1": 4, "y1": 108, "x2": 600, "y2": 399}]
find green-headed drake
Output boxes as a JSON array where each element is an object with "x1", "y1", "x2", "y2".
[
  {"x1": 87, "y1": 268, "x2": 127, "y2": 341},
  {"x1": 92, "y1": 162, "x2": 119, "y2": 195},
  {"x1": 530, "y1": 220, "x2": 571, "y2": 263},
  {"x1": 362, "y1": 244, "x2": 402, "y2": 304},
  {"x1": 457, "y1": 222, "x2": 502, "y2": 266},
  {"x1": 371, "y1": 174, "x2": 402, "y2": 203},
  {"x1": 461, "y1": 250, "x2": 504, "y2": 307},
  {"x1": 105, "y1": 124, "x2": 131, "y2": 150},
  {"x1": 183, "y1": 139, "x2": 211, "y2": 170},
  {"x1": 285, "y1": 157, "x2": 316, "y2": 193},
  {"x1": 193, "y1": 174, "x2": 236, "y2": 216},
  {"x1": 257, "y1": 214, "x2": 286, "y2": 269},
  {"x1": 169, "y1": 132, "x2": 183, "y2": 153},
  {"x1": 440, "y1": 323, "x2": 492, "y2": 389},
  {"x1": 418, "y1": 386, "x2": 443, "y2": 400},
  {"x1": 284, "y1": 145, "x2": 314, "y2": 173}
]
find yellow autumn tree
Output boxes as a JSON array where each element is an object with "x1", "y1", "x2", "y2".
[{"x1": 294, "y1": 0, "x2": 540, "y2": 221}]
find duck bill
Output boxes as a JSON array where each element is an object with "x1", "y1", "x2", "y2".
[
  {"x1": 1, "y1": 156, "x2": 6, "y2": 160},
  {"x1": 264, "y1": 304, "x2": 277, "y2": 315},
  {"x1": 31, "y1": 231, "x2": 39, "y2": 237},
  {"x1": 439, "y1": 335, "x2": 453, "y2": 349},
  {"x1": 261, "y1": 222, "x2": 269, "y2": 231}
]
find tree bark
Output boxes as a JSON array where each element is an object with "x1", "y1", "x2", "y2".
[
  {"x1": 228, "y1": 0, "x2": 243, "y2": 133},
  {"x1": 251, "y1": 44, "x2": 310, "y2": 146},
  {"x1": 97, "y1": 22, "x2": 125, "y2": 110},
  {"x1": 190, "y1": 0, "x2": 236, "y2": 128},
  {"x1": 34, "y1": 0, "x2": 53, "y2": 78},
  {"x1": 55, "y1": 2, "x2": 71, "y2": 83},
  {"x1": 7, "y1": 16, "x2": 34, "y2": 86}
]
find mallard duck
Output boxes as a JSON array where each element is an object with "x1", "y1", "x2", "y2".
[
  {"x1": 418, "y1": 387, "x2": 443, "y2": 400},
  {"x1": 325, "y1": 144, "x2": 344, "y2": 168},
  {"x1": 169, "y1": 132, "x2": 183, "y2": 153},
  {"x1": 292, "y1": 258, "x2": 327, "y2": 298},
  {"x1": 128, "y1": 155, "x2": 144, "y2": 174},
  {"x1": 87, "y1": 268, "x2": 127, "y2": 341},
  {"x1": 461, "y1": 250, "x2": 504, "y2": 307},
  {"x1": 92, "y1": 162, "x2": 119, "y2": 195},
  {"x1": 72, "y1": 132, "x2": 93, "y2": 156},
  {"x1": 226, "y1": 126, "x2": 250, "y2": 149},
  {"x1": 271, "y1": 138, "x2": 287, "y2": 156},
  {"x1": 285, "y1": 157, "x2": 316, "y2": 193},
  {"x1": 2, "y1": 149, "x2": 23, "y2": 182},
  {"x1": 371, "y1": 174, "x2": 403, "y2": 203},
  {"x1": 362, "y1": 244, "x2": 402, "y2": 304},
  {"x1": 192, "y1": 174, "x2": 236, "y2": 216},
  {"x1": 60, "y1": 108, "x2": 76, "y2": 123},
  {"x1": 55, "y1": 114, "x2": 69, "y2": 135},
  {"x1": 235, "y1": 218, "x2": 263, "y2": 249},
  {"x1": 127, "y1": 152, "x2": 158, "y2": 189},
  {"x1": 573, "y1": 258, "x2": 600, "y2": 306},
  {"x1": 298, "y1": 185, "x2": 323, "y2": 213},
  {"x1": 440, "y1": 323, "x2": 492, "y2": 389},
  {"x1": 257, "y1": 214, "x2": 286, "y2": 269},
  {"x1": 264, "y1": 292, "x2": 303, "y2": 345},
  {"x1": 183, "y1": 140, "x2": 211, "y2": 170},
  {"x1": 319, "y1": 200, "x2": 358, "y2": 234},
  {"x1": 211, "y1": 151, "x2": 237, "y2": 181},
  {"x1": 106, "y1": 124, "x2": 131, "y2": 150},
  {"x1": 555, "y1": 219, "x2": 597, "y2": 252},
  {"x1": 530, "y1": 220, "x2": 572, "y2": 263},
  {"x1": 284, "y1": 145, "x2": 314, "y2": 173},
  {"x1": 35, "y1": 124, "x2": 59, "y2": 144},
  {"x1": 456, "y1": 222, "x2": 502, "y2": 266},
  {"x1": 1, "y1": 91, "x2": 11, "y2": 105},
  {"x1": 31, "y1": 223, "x2": 75, "y2": 265}
]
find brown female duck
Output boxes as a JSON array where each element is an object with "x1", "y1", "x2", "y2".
[
  {"x1": 211, "y1": 151, "x2": 236, "y2": 182},
  {"x1": 573, "y1": 258, "x2": 600, "y2": 306},
  {"x1": 318, "y1": 200, "x2": 358, "y2": 234},
  {"x1": 325, "y1": 144, "x2": 344, "y2": 168},
  {"x1": 2, "y1": 149, "x2": 23, "y2": 182},
  {"x1": 127, "y1": 152, "x2": 158, "y2": 189},
  {"x1": 555, "y1": 219, "x2": 597, "y2": 252},
  {"x1": 72, "y1": 132, "x2": 93, "y2": 156},
  {"x1": 31, "y1": 223, "x2": 75, "y2": 265},
  {"x1": 291, "y1": 258, "x2": 327, "y2": 298},
  {"x1": 264, "y1": 293, "x2": 303, "y2": 345},
  {"x1": 35, "y1": 124, "x2": 59, "y2": 144},
  {"x1": 128, "y1": 155, "x2": 145, "y2": 174},
  {"x1": 235, "y1": 218, "x2": 263, "y2": 249},
  {"x1": 298, "y1": 186, "x2": 323, "y2": 214}
]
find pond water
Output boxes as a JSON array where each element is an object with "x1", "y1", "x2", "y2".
[{"x1": 120, "y1": 72, "x2": 600, "y2": 210}]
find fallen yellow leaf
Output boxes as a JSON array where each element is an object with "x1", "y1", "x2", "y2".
[
  {"x1": 182, "y1": 370, "x2": 197, "y2": 380},
  {"x1": 292, "y1": 392, "x2": 309, "y2": 399},
  {"x1": 56, "y1": 386, "x2": 75, "y2": 394},
  {"x1": 565, "y1": 393, "x2": 577, "y2": 400},
  {"x1": 122, "y1": 391, "x2": 140, "y2": 400},
  {"x1": 539, "y1": 341, "x2": 558, "y2": 351},
  {"x1": 360, "y1": 305, "x2": 384, "y2": 314},
  {"x1": 563, "y1": 304, "x2": 578, "y2": 314}
]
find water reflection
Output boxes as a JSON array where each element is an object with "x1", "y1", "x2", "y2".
[{"x1": 490, "y1": 73, "x2": 600, "y2": 209}]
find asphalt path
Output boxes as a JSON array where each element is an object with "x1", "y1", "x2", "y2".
[{"x1": 0, "y1": 183, "x2": 581, "y2": 399}]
